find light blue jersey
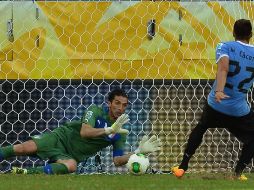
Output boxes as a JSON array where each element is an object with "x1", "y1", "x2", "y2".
[{"x1": 208, "y1": 41, "x2": 254, "y2": 116}]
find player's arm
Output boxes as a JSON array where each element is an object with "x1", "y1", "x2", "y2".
[
  {"x1": 80, "y1": 106, "x2": 106, "y2": 138},
  {"x1": 113, "y1": 153, "x2": 133, "y2": 166},
  {"x1": 134, "y1": 135, "x2": 162, "y2": 154},
  {"x1": 112, "y1": 134, "x2": 133, "y2": 166},
  {"x1": 80, "y1": 123, "x2": 106, "y2": 138},
  {"x1": 112, "y1": 135, "x2": 162, "y2": 166},
  {"x1": 215, "y1": 56, "x2": 230, "y2": 102},
  {"x1": 80, "y1": 112, "x2": 129, "y2": 138}
]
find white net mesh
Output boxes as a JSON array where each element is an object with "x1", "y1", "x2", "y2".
[{"x1": 0, "y1": 0, "x2": 254, "y2": 174}]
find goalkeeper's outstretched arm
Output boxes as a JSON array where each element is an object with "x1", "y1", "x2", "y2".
[
  {"x1": 113, "y1": 135, "x2": 162, "y2": 166},
  {"x1": 80, "y1": 114, "x2": 129, "y2": 138},
  {"x1": 80, "y1": 124, "x2": 107, "y2": 138},
  {"x1": 134, "y1": 135, "x2": 162, "y2": 154},
  {"x1": 113, "y1": 153, "x2": 133, "y2": 166}
]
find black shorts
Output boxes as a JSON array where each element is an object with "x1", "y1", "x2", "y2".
[{"x1": 200, "y1": 103, "x2": 254, "y2": 144}]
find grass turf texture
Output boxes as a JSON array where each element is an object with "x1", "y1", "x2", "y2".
[{"x1": 1, "y1": 173, "x2": 254, "y2": 190}]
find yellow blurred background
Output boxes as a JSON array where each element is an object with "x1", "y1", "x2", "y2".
[{"x1": 0, "y1": 1, "x2": 253, "y2": 79}]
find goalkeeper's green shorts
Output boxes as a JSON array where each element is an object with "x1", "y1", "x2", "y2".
[{"x1": 31, "y1": 132, "x2": 74, "y2": 162}]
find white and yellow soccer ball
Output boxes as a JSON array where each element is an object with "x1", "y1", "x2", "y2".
[{"x1": 126, "y1": 153, "x2": 150, "y2": 175}]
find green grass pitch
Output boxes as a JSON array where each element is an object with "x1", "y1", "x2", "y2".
[{"x1": 1, "y1": 173, "x2": 254, "y2": 190}]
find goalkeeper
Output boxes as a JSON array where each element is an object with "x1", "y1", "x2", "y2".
[
  {"x1": 0, "y1": 88, "x2": 161, "y2": 174},
  {"x1": 172, "y1": 19, "x2": 254, "y2": 181}
]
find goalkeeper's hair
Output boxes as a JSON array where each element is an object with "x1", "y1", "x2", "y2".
[
  {"x1": 233, "y1": 19, "x2": 252, "y2": 40},
  {"x1": 108, "y1": 88, "x2": 128, "y2": 102}
]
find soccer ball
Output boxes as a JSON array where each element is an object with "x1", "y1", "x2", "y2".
[{"x1": 126, "y1": 153, "x2": 150, "y2": 175}]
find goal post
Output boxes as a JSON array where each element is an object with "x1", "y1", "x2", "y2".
[{"x1": 0, "y1": 0, "x2": 254, "y2": 174}]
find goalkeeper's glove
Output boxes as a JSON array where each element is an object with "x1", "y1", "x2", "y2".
[
  {"x1": 105, "y1": 114, "x2": 129, "y2": 135},
  {"x1": 135, "y1": 135, "x2": 162, "y2": 154}
]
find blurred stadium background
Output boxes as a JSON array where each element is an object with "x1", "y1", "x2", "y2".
[{"x1": 0, "y1": 0, "x2": 254, "y2": 174}]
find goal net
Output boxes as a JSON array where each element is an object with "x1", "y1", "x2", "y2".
[{"x1": 0, "y1": 0, "x2": 254, "y2": 174}]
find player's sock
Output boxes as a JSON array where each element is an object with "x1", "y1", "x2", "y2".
[
  {"x1": 235, "y1": 163, "x2": 247, "y2": 177},
  {"x1": 0, "y1": 145, "x2": 15, "y2": 160},
  {"x1": 27, "y1": 163, "x2": 69, "y2": 174},
  {"x1": 179, "y1": 153, "x2": 191, "y2": 171},
  {"x1": 179, "y1": 122, "x2": 208, "y2": 171},
  {"x1": 235, "y1": 141, "x2": 254, "y2": 176}
]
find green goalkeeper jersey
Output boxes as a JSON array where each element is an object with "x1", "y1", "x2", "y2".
[{"x1": 48, "y1": 105, "x2": 127, "y2": 162}]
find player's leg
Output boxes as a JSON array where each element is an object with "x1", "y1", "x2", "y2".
[
  {"x1": 235, "y1": 140, "x2": 254, "y2": 175},
  {"x1": 0, "y1": 140, "x2": 37, "y2": 161},
  {"x1": 179, "y1": 103, "x2": 215, "y2": 170},
  {"x1": 0, "y1": 132, "x2": 58, "y2": 161},
  {"x1": 56, "y1": 159, "x2": 77, "y2": 173},
  {"x1": 172, "y1": 119, "x2": 209, "y2": 178},
  {"x1": 172, "y1": 103, "x2": 219, "y2": 177},
  {"x1": 179, "y1": 121, "x2": 208, "y2": 170},
  {"x1": 12, "y1": 159, "x2": 77, "y2": 175},
  {"x1": 227, "y1": 112, "x2": 254, "y2": 180},
  {"x1": 14, "y1": 140, "x2": 38, "y2": 155},
  {"x1": 12, "y1": 132, "x2": 78, "y2": 175}
]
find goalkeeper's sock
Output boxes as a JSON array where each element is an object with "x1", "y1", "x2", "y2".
[
  {"x1": 179, "y1": 153, "x2": 191, "y2": 171},
  {"x1": 0, "y1": 145, "x2": 15, "y2": 160},
  {"x1": 27, "y1": 163, "x2": 69, "y2": 174}
]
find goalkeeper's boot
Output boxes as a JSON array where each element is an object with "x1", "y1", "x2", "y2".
[
  {"x1": 171, "y1": 166, "x2": 185, "y2": 178},
  {"x1": 11, "y1": 167, "x2": 28, "y2": 174}
]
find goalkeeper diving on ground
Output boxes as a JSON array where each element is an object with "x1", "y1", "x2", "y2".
[{"x1": 0, "y1": 88, "x2": 162, "y2": 174}]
